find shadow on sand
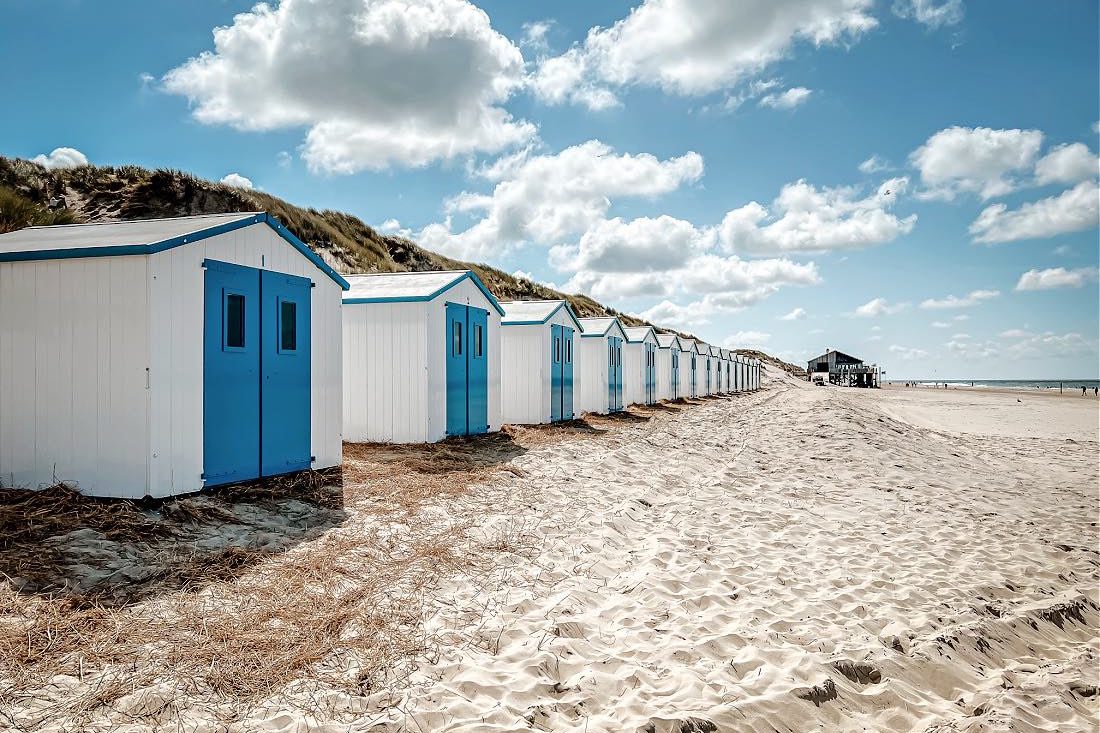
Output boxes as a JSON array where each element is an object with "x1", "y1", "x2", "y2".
[{"x1": 0, "y1": 469, "x2": 346, "y2": 607}]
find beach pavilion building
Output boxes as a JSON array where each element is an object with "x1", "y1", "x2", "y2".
[
  {"x1": 342, "y1": 270, "x2": 503, "y2": 443},
  {"x1": 498, "y1": 299, "x2": 582, "y2": 425},
  {"x1": 654, "y1": 332, "x2": 683, "y2": 401},
  {"x1": 577, "y1": 317, "x2": 628, "y2": 415},
  {"x1": 0, "y1": 212, "x2": 347, "y2": 499},
  {"x1": 622, "y1": 325, "x2": 659, "y2": 406}
]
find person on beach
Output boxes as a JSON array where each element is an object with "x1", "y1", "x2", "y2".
[{"x1": 1083, "y1": 386, "x2": 1088, "y2": 396}]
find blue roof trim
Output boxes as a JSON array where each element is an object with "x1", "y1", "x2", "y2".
[
  {"x1": 501, "y1": 301, "x2": 584, "y2": 330},
  {"x1": 344, "y1": 270, "x2": 506, "y2": 316},
  {"x1": 0, "y1": 213, "x2": 351, "y2": 291},
  {"x1": 262, "y1": 214, "x2": 350, "y2": 290}
]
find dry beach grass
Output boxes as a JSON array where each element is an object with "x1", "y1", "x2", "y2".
[{"x1": 0, "y1": 369, "x2": 1097, "y2": 732}]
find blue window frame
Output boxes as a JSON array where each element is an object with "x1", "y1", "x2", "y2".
[
  {"x1": 223, "y1": 290, "x2": 247, "y2": 351},
  {"x1": 278, "y1": 297, "x2": 298, "y2": 353}
]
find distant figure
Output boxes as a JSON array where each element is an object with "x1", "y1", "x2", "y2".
[
  {"x1": 1083, "y1": 386, "x2": 1088, "y2": 396},
  {"x1": 1094, "y1": 387, "x2": 1098, "y2": 397}
]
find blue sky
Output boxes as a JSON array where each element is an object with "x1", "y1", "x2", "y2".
[{"x1": 3, "y1": 0, "x2": 1098, "y2": 379}]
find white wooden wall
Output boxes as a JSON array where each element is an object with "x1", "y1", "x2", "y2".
[
  {"x1": 424, "y1": 278, "x2": 501, "y2": 441},
  {"x1": 500, "y1": 324, "x2": 547, "y2": 425},
  {"x1": 147, "y1": 225, "x2": 344, "y2": 498},
  {"x1": 576, "y1": 336, "x2": 609, "y2": 415},
  {"x1": 655, "y1": 347, "x2": 676, "y2": 401},
  {"x1": 343, "y1": 300, "x2": 429, "y2": 443},
  {"x1": 623, "y1": 332, "x2": 657, "y2": 406},
  {"x1": 0, "y1": 256, "x2": 151, "y2": 498}
]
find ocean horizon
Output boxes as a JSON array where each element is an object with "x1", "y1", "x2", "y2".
[{"x1": 892, "y1": 379, "x2": 1100, "y2": 391}]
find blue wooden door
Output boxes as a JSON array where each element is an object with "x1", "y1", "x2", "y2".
[
  {"x1": 445, "y1": 303, "x2": 489, "y2": 436},
  {"x1": 260, "y1": 270, "x2": 312, "y2": 477},
  {"x1": 445, "y1": 303, "x2": 468, "y2": 436},
  {"x1": 467, "y1": 307, "x2": 489, "y2": 434},
  {"x1": 690, "y1": 353, "x2": 697, "y2": 397},
  {"x1": 671, "y1": 351, "x2": 679, "y2": 398},
  {"x1": 642, "y1": 341, "x2": 651, "y2": 402},
  {"x1": 204, "y1": 261, "x2": 261, "y2": 486},
  {"x1": 550, "y1": 324, "x2": 563, "y2": 422},
  {"x1": 562, "y1": 327, "x2": 574, "y2": 420},
  {"x1": 608, "y1": 337, "x2": 623, "y2": 412}
]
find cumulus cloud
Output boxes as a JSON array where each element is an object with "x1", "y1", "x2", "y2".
[
  {"x1": 758, "y1": 86, "x2": 813, "y2": 109},
  {"x1": 858, "y1": 155, "x2": 891, "y2": 174},
  {"x1": 852, "y1": 297, "x2": 908, "y2": 317},
  {"x1": 31, "y1": 147, "x2": 88, "y2": 170},
  {"x1": 1015, "y1": 266, "x2": 1100, "y2": 291},
  {"x1": 724, "y1": 330, "x2": 772, "y2": 348},
  {"x1": 930, "y1": 320, "x2": 951, "y2": 328},
  {"x1": 888, "y1": 344, "x2": 928, "y2": 359},
  {"x1": 163, "y1": 0, "x2": 534, "y2": 172},
  {"x1": 779, "y1": 307, "x2": 807, "y2": 320},
  {"x1": 892, "y1": 0, "x2": 964, "y2": 28},
  {"x1": 969, "y1": 180, "x2": 1099, "y2": 244},
  {"x1": 530, "y1": 0, "x2": 877, "y2": 109},
  {"x1": 919, "y1": 289, "x2": 999, "y2": 309},
  {"x1": 419, "y1": 140, "x2": 704, "y2": 259},
  {"x1": 219, "y1": 172, "x2": 253, "y2": 189},
  {"x1": 909, "y1": 126, "x2": 1043, "y2": 200},
  {"x1": 718, "y1": 177, "x2": 915, "y2": 254},
  {"x1": 1033, "y1": 143, "x2": 1099, "y2": 186},
  {"x1": 551, "y1": 215, "x2": 714, "y2": 274},
  {"x1": 1002, "y1": 331, "x2": 1097, "y2": 360}
]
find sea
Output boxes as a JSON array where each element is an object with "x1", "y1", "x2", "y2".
[{"x1": 894, "y1": 379, "x2": 1100, "y2": 392}]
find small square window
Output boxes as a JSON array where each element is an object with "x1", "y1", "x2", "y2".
[
  {"x1": 280, "y1": 300, "x2": 297, "y2": 352},
  {"x1": 225, "y1": 292, "x2": 245, "y2": 349}
]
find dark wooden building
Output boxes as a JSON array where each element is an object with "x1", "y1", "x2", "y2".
[{"x1": 807, "y1": 349, "x2": 880, "y2": 387}]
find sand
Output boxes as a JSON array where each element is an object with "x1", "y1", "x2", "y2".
[{"x1": 2, "y1": 370, "x2": 1097, "y2": 732}]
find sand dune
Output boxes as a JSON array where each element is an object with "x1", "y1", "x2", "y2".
[{"x1": 3, "y1": 370, "x2": 1097, "y2": 732}]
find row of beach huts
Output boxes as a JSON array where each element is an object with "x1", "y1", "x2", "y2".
[{"x1": 0, "y1": 212, "x2": 761, "y2": 500}]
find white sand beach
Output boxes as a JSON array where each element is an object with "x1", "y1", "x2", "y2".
[{"x1": 2, "y1": 368, "x2": 1098, "y2": 732}]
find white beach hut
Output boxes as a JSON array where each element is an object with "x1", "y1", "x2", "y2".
[
  {"x1": 701, "y1": 344, "x2": 718, "y2": 396},
  {"x1": 655, "y1": 332, "x2": 683, "y2": 401},
  {"x1": 679, "y1": 339, "x2": 702, "y2": 398},
  {"x1": 718, "y1": 349, "x2": 731, "y2": 394},
  {"x1": 622, "y1": 325, "x2": 659, "y2": 406},
  {"x1": 735, "y1": 354, "x2": 746, "y2": 392},
  {"x1": 499, "y1": 300, "x2": 582, "y2": 425},
  {"x1": 577, "y1": 317, "x2": 628, "y2": 415},
  {"x1": 342, "y1": 270, "x2": 503, "y2": 443},
  {"x1": 0, "y1": 212, "x2": 347, "y2": 499}
]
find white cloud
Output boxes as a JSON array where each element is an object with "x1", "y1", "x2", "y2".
[
  {"x1": 520, "y1": 20, "x2": 552, "y2": 53},
  {"x1": 892, "y1": 0, "x2": 963, "y2": 28},
  {"x1": 919, "y1": 288, "x2": 999, "y2": 309},
  {"x1": 931, "y1": 320, "x2": 950, "y2": 328},
  {"x1": 758, "y1": 86, "x2": 813, "y2": 109},
  {"x1": 1034, "y1": 143, "x2": 1099, "y2": 185},
  {"x1": 888, "y1": 344, "x2": 928, "y2": 359},
  {"x1": 163, "y1": 0, "x2": 534, "y2": 172},
  {"x1": 945, "y1": 337, "x2": 998, "y2": 359},
  {"x1": 1003, "y1": 331, "x2": 1097, "y2": 360},
  {"x1": 1000, "y1": 329, "x2": 1032, "y2": 339},
  {"x1": 915, "y1": 286, "x2": 1003, "y2": 305},
  {"x1": 779, "y1": 307, "x2": 807, "y2": 320},
  {"x1": 551, "y1": 215, "x2": 714, "y2": 274},
  {"x1": 419, "y1": 140, "x2": 704, "y2": 259},
  {"x1": 953, "y1": 314, "x2": 969, "y2": 321},
  {"x1": 724, "y1": 330, "x2": 772, "y2": 348},
  {"x1": 718, "y1": 177, "x2": 915, "y2": 254},
  {"x1": 969, "y1": 180, "x2": 1099, "y2": 244},
  {"x1": 1015, "y1": 266, "x2": 1100, "y2": 291},
  {"x1": 853, "y1": 297, "x2": 908, "y2": 317},
  {"x1": 379, "y1": 218, "x2": 402, "y2": 232},
  {"x1": 219, "y1": 172, "x2": 253, "y2": 189},
  {"x1": 277, "y1": 151, "x2": 292, "y2": 168},
  {"x1": 531, "y1": 0, "x2": 877, "y2": 108},
  {"x1": 858, "y1": 155, "x2": 891, "y2": 174},
  {"x1": 31, "y1": 147, "x2": 88, "y2": 170},
  {"x1": 909, "y1": 126, "x2": 1043, "y2": 200}
]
